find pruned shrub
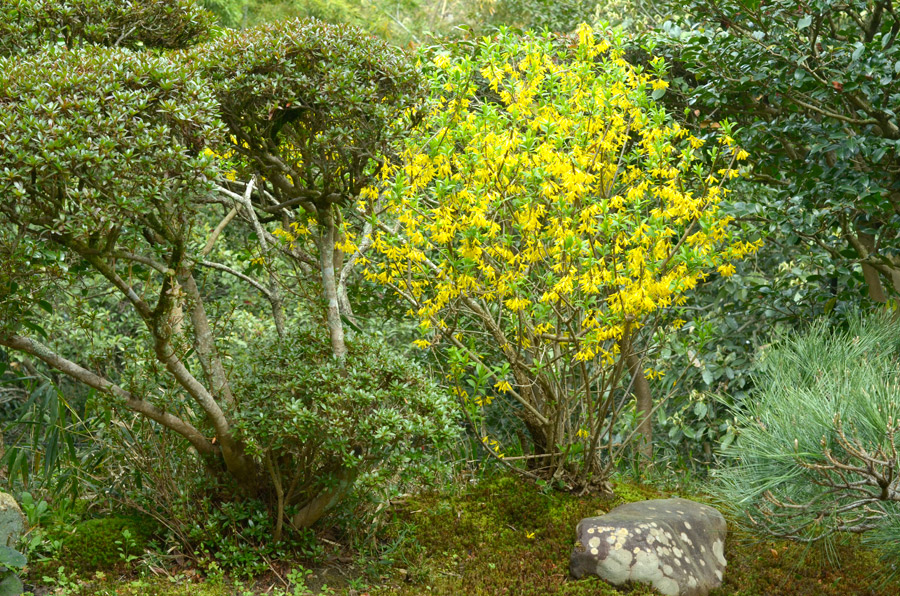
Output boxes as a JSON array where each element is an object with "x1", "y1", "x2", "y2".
[
  {"x1": 230, "y1": 323, "x2": 459, "y2": 535},
  {"x1": 0, "y1": 42, "x2": 221, "y2": 336},
  {"x1": 194, "y1": 17, "x2": 423, "y2": 203},
  {"x1": 0, "y1": 0, "x2": 215, "y2": 56},
  {"x1": 712, "y1": 312, "x2": 900, "y2": 564}
]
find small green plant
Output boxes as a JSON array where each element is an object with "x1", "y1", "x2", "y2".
[
  {"x1": 114, "y1": 529, "x2": 139, "y2": 564},
  {"x1": 285, "y1": 567, "x2": 313, "y2": 596},
  {"x1": 17, "y1": 493, "x2": 49, "y2": 529},
  {"x1": 40, "y1": 566, "x2": 81, "y2": 596},
  {"x1": 0, "y1": 544, "x2": 26, "y2": 596}
]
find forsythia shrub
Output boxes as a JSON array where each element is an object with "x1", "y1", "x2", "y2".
[{"x1": 365, "y1": 25, "x2": 759, "y2": 485}]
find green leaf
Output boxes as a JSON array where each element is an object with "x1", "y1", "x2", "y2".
[
  {"x1": 797, "y1": 15, "x2": 812, "y2": 30},
  {"x1": 0, "y1": 574, "x2": 23, "y2": 596},
  {"x1": 651, "y1": 87, "x2": 667, "y2": 100},
  {"x1": 694, "y1": 401, "x2": 708, "y2": 419},
  {"x1": 719, "y1": 431, "x2": 735, "y2": 450},
  {"x1": 19, "y1": 320, "x2": 46, "y2": 340},
  {"x1": 0, "y1": 546, "x2": 26, "y2": 570}
]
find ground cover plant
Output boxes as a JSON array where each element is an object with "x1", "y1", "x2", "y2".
[{"x1": 15, "y1": 473, "x2": 900, "y2": 595}]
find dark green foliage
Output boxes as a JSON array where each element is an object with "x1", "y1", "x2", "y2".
[
  {"x1": 193, "y1": 18, "x2": 424, "y2": 208},
  {"x1": 666, "y1": 0, "x2": 900, "y2": 302},
  {"x1": 185, "y1": 498, "x2": 322, "y2": 578},
  {"x1": 0, "y1": 545, "x2": 26, "y2": 596},
  {"x1": 231, "y1": 324, "x2": 459, "y2": 511},
  {"x1": 647, "y1": 208, "x2": 852, "y2": 469},
  {"x1": 59, "y1": 515, "x2": 157, "y2": 572},
  {"x1": 0, "y1": 0, "x2": 215, "y2": 56}
]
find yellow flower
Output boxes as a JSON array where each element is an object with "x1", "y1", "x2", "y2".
[{"x1": 717, "y1": 263, "x2": 737, "y2": 277}]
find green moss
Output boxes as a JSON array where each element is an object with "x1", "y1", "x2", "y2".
[
  {"x1": 59, "y1": 515, "x2": 159, "y2": 573},
  {"x1": 365, "y1": 472, "x2": 900, "y2": 596},
  {"x1": 611, "y1": 481, "x2": 661, "y2": 505},
  {"x1": 29, "y1": 473, "x2": 900, "y2": 595},
  {"x1": 711, "y1": 531, "x2": 900, "y2": 596},
  {"x1": 368, "y1": 474, "x2": 623, "y2": 596}
]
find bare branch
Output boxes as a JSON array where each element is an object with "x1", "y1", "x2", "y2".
[
  {"x1": 0, "y1": 334, "x2": 218, "y2": 457},
  {"x1": 201, "y1": 207, "x2": 238, "y2": 257}
]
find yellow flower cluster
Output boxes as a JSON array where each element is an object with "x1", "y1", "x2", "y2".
[
  {"x1": 367, "y1": 25, "x2": 757, "y2": 368},
  {"x1": 482, "y1": 435, "x2": 505, "y2": 458}
]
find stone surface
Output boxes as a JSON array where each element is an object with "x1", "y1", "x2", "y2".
[
  {"x1": 0, "y1": 492, "x2": 25, "y2": 547},
  {"x1": 570, "y1": 497, "x2": 727, "y2": 596}
]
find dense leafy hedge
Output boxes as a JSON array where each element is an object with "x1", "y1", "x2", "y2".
[{"x1": 668, "y1": 0, "x2": 900, "y2": 302}]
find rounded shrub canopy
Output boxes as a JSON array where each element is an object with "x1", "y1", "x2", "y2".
[
  {"x1": 0, "y1": 0, "x2": 215, "y2": 56},
  {"x1": 230, "y1": 324, "x2": 458, "y2": 508},
  {"x1": 0, "y1": 44, "x2": 222, "y2": 331},
  {"x1": 192, "y1": 18, "x2": 424, "y2": 207}
]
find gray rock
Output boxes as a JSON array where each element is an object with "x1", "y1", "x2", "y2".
[
  {"x1": 570, "y1": 497, "x2": 726, "y2": 596},
  {"x1": 0, "y1": 492, "x2": 25, "y2": 547}
]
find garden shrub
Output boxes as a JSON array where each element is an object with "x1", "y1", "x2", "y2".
[
  {"x1": 230, "y1": 323, "x2": 459, "y2": 533},
  {"x1": 368, "y1": 25, "x2": 757, "y2": 486},
  {"x1": 0, "y1": 41, "x2": 222, "y2": 338},
  {"x1": 0, "y1": 0, "x2": 437, "y2": 536},
  {"x1": 712, "y1": 311, "x2": 900, "y2": 566},
  {"x1": 0, "y1": 0, "x2": 214, "y2": 56}
]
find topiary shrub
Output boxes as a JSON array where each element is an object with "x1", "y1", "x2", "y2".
[
  {"x1": 59, "y1": 515, "x2": 158, "y2": 572},
  {"x1": 230, "y1": 323, "x2": 459, "y2": 537},
  {"x1": 0, "y1": 0, "x2": 215, "y2": 56},
  {"x1": 711, "y1": 311, "x2": 900, "y2": 566}
]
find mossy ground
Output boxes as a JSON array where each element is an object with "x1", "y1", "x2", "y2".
[{"x1": 23, "y1": 473, "x2": 900, "y2": 595}]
